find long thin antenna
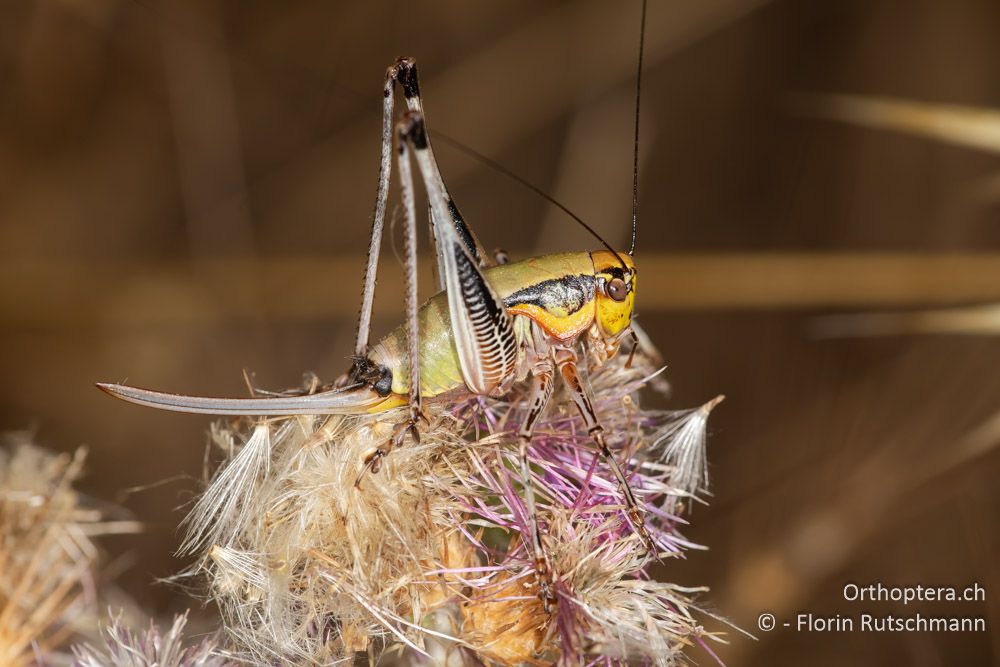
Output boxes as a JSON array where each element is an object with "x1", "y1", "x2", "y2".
[
  {"x1": 629, "y1": 0, "x2": 647, "y2": 256},
  {"x1": 434, "y1": 133, "x2": 627, "y2": 269}
]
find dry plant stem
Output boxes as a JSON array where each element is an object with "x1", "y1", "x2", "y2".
[
  {"x1": 8, "y1": 253, "x2": 1000, "y2": 327},
  {"x1": 177, "y1": 349, "x2": 727, "y2": 665},
  {"x1": 793, "y1": 94, "x2": 1000, "y2": 154}
]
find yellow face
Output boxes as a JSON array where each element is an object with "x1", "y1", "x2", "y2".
[{"x1": 590, "y1": 250, "x2": 637, "y2": 339}]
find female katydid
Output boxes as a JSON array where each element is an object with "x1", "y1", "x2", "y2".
[{"x1": 99, "y1": 3, "x2": 650, "y2": 609}]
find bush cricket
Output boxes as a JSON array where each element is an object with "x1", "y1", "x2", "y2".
[{"x1": 99, "y1": 2, "x2": 651, "y2": 610}]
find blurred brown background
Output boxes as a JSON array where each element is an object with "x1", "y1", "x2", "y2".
[{"x1": 1, "y1": 0, "x2": 998, "y2": 664}]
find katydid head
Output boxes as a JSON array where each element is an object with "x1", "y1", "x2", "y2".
[{"x1": 591, "y1": 250, "x2": 637, "y2": 339}]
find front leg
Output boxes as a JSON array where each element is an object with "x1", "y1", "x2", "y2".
[
  {"x1": 555, "y1": 349, "x2": 658, "y2": 557},
  {"x1": 516, "y1": 361, "x2": 557, "y2": 612}
]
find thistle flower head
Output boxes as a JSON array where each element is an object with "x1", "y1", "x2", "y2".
[
  {"x1": 177, "y1": 349, "x2": 726, "y2": 665},
  {"x1": 72, "y1": 611, "x2": 231, "y2": 667},
  {"x1": 0, "y1": 435, "x2": 136, "y2": 666}
]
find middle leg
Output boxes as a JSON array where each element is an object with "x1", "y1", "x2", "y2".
[{"x1": 555, "y1": 348, "x2": 658, "y2": 556}]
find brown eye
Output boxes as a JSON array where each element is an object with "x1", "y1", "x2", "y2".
[{"x1": 606, "y1": 277, "x2": 628, "y2": 302}]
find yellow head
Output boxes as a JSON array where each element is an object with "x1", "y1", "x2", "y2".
[{"x1": 590, "y1": 250, "x2": 637, "y2": 339}]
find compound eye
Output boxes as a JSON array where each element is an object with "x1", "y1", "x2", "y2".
[{"x1": 606, "y1": 277, "x2": 628, "y2": 302}]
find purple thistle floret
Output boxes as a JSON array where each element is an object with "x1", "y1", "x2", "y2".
[{"x1": 437, "y1": 356, "x2": 727, "y2": 665}]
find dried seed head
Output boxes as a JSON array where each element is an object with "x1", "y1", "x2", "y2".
[
  {"x1": 72, "y1": 611, "x2": 231, "y2": 667},
  {"x1": 0, "y1": 435, "x2": 138, "y2": 666},
  {"x1": 461, "y1": 543, "x2": 550, "y2": 666},
  {"x1": 653, "y1": 394, "x2": 725, "y2": 500},
  {"x1": 177, "y1": 350, "x2": 726, "y2": 664}
]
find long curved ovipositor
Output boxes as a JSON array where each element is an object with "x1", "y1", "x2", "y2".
[{"x1": 95, "y1": 382, "x2": 385, "y2": 415}]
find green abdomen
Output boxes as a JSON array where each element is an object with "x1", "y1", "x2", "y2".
[{"x1": 369, "y1": 292, "x2": 464, "y2": 398}]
